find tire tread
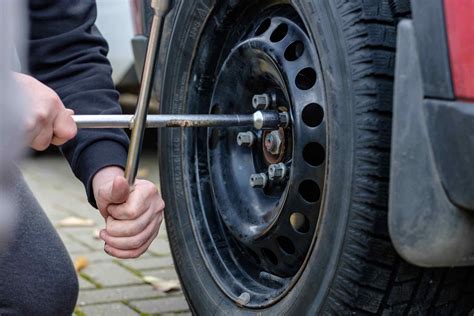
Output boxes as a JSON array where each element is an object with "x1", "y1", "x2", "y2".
[{"x1": 321, "y1": 0, "x2": 474, "y2": 314}]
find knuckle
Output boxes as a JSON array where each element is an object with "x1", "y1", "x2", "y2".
[
  {"x1": 106, "y1": 205, "x2": 117, "y2": 216},
  {"x1": 126, "y1": 208, "x2": 138, "y2": 219},
  {"x1": 34, "y1": 139, "x2": 51, "y2": 151},
  {"x1": 51, "y1": 92, "x2": 62, "y2": 107},
  {"x1": 155, "y1": 201, "x2": 165, "y2": 214},
  {"x1": 104, "y1": 221, "x2": 114, "y2": 232},
  {"x1": 145, "y1": 182, "x2": 158, "y2": 195},
  {"x1": 36, "y1": 110, "x2": 49, "y2": 124},
  {"x1": 69, "y1": 125, "x2": 78, "y2": 138}
]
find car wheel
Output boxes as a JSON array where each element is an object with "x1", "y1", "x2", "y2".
[{"x1": 152, "y1": 0, "x2": 474, "y2": 313}]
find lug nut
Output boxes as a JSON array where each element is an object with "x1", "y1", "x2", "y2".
[
  {"x1": 252, "y1": 93, "x2": 271, "y2": 110},
  {"x1": 264, "y1": 131, "x2": 283, "y2": 155},
  {"x1": 268, "y1": 163, "x2": 288, "y2": 181},
  {"x1": 250, "y1": 173, "x2": 268, "y2": 188},
  {"x1": 237, "y1": 131, "x2": 256, "y2": 147}
]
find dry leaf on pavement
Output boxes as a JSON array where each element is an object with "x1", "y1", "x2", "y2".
[
  {"x1": 137, "y1": 168, "x2": 150, "y2": 178},
  {"x1": 143, "y1": 276, "x2": 181, "y2": 293},
  {"x1": 56, "y1": 217, "x2": 95, "y2": 228},
  {"x1": 74, "y1": 256, "x2": 89, "y2": 272},
  {"x1": 93, "y1": 229, "x2": 101, "y2": 240}
]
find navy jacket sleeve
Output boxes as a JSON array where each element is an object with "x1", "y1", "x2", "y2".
[{"x1": 28, "y1": 0, "x2": 130, "y2": 207}]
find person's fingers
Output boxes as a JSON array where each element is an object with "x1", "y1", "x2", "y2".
[
  {"x1": 105, "y1": 202, "x2": 159, "y2": 237},
  {"x1": 104, "y1": 224, "x2": 160, "y2": 259},
  {"x1": 25, "y1": 115, "x2": 41, "y2": 138},
  {"x1": 98, "y1": 176, "x2": 130, "y2": 205},
  {"x1": 101, "y1": 212, "x2": 162, "y2": 250},
  {"x1": 51, "y1": 109, "x2": 77, "y2": 145},
  {"x1": 27, "y1": 104, "x2": 56, "y2": 150},
  {"x1": 107, "y1": 180, "x2": 159, "y2": 220},
  {"x1": 30, "y1": 125, "x2": 54, "y2": 151}
]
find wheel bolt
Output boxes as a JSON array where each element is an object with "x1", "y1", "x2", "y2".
[
  {"x1": 237, "y1": 131, "x2": 256, "y2": 147},
  {"x1": 250, "y1": 173, "x2": 268, "y2": 188},
  {"x1": 264, "y1": 131, "x2": 282, "y2": 155},
  {"x1": 268, "y1": 163, "x2": 288, "y2": 181},
  {"x1": 252, "y1": 93, "x2": 271, "y2": 110}
]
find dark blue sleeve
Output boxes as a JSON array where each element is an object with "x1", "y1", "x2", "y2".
[{"x1": 28, "y1": 0, "x2": 130, "y2": 208}]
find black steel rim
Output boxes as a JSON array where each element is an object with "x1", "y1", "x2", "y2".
[{"x1": 183, "y1": 4, "x2": 327, "y2": 308}]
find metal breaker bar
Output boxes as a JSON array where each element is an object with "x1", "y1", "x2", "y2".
[{"x1": 72, "y1": 111, "x2": 288, "y2": 130}]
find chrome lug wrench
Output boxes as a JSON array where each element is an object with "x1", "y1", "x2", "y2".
[
  {"x1": 124, "y1": 0, "x2": 170, "y2": 186},
  {"x1": 72, "y1": 0, "x2": 289, "y2": 186}
]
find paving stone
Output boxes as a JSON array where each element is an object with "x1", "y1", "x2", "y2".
[
  {"x1": 69, "y1": 230, "x2": 106, "y2": 251},
  {"x1": 122, "y1": 256, "x2": 174, "y2": 271},
  {"x1": 78, "y1": 285, "x2": 161, "y2": 305},
  {"x1": 63, "y1": 238, "x2": 92, "y2": 254},
  {"x1": 82, "y1": 261, "x2": 142, "y2": 287},
  {"x1": 147, "y1": 238, "x2": 171, "y2": 256},
  {"x1": 80, "y1": 303, "x2": 137, "y2": 316},
  {"x1": 72, "y1": 250, "x2": 154, "y2": 266},
  {"x1": 130, "y1": 297, "x2": 189, "y2": 314},
  {"x1": 79, "y1": 275, "x2": 97, "y2": 290},
  {"x1": 79, "y1": 251, "x2": 115, "y2": 263}
]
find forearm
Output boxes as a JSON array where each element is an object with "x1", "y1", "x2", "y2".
[{"x1": 28, "y1": 0, "x2": 129, "y2": 207}]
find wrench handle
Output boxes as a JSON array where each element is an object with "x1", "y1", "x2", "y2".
[{"x1": 124, "y1": 0, "x2": 171, "y2": 186}]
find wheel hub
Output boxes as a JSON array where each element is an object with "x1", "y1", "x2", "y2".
[{"x1": 263, "y1": 128, "x2": 286, "y2": 164}]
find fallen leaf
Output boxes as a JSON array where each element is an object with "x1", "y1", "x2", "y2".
[
  {"x1": 93, "y1": 229, "x2": 101, "y2": 240},
  {"x1": 143, "y1": 276, "x2": 181, "y2": 293},
  {"x1": 137, "y1": 168, "x2": 150, "y2": 178},
  {"x1": 56, "y1": 217, "x2": 95, "y2": 228},
  {"x1": 74, "y1": 256, "x2": 89, "y2": 272}
]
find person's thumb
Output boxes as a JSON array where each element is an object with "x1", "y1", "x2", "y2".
[{"x1": 99, "y1": 176, "x2": 130, "y2": 205}]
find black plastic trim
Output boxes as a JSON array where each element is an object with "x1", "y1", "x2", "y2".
[
  {"x1": 411, "y1": 0, "x2": 454, "y2": 99},
  {"x1": 425, "y1": 99, "x2": 474, "y2": 210}
]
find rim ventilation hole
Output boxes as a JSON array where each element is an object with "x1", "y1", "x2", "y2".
[
  {"x1": 299, "y1": 180, "x2": 321, "y2": 203},
  {"x1": 246, "y1": 248, "x2": 261, "y2": 265},
  {"x1": 277, "y1": 236, "x2": 296, "y2": 254},
  {"x1": 261, "y1": 248, "x2": 278, "y2": 265},
  {"x1": 284, "y1": 41, "x2": 304, "y2": 61},
  {"x1": 303, "y1": 142, "x2": 325, "y2": 167},
  {"x1": 255, "y1": 18, "x2": 272, "y2": 36},
  {"x1": 290, "y1": 213, "x2": 310, "y2": 234},
  {"x1": 302, "y1": 103, "x2": 324, "y2": 127},
  {"x1": 208, "y1": 129, "x2": 220, "y2": 150},
  {"x1": 270, "y1": 24, "x2": 289, "y2": 42},
  {"x1": 295, "y1": 67, "x2": 317, "y2": 90}
]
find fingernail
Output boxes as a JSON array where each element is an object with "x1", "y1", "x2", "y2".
[{"x1": 104, "y1": 245, "x2": 109, "y2": 253}]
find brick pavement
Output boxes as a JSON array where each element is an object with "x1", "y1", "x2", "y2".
[{"x1": 21, "y1": 153, "x2": 190, "y2": 316}]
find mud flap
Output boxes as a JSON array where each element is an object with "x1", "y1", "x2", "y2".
[{"x1": 389, "y1": 20, "x2": 474, "y2": 267}]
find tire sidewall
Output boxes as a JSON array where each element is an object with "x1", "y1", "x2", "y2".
[{"x1": 160, "y1": 0, "x2": 357, "y2": 314}]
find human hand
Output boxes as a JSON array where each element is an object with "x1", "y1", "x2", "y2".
[
  {"x1": 15, "y1": 73, "x2": 77, "y2": 151},
  {"x1": 92, "y1": 166, "x2": 165, "y2": 259}
]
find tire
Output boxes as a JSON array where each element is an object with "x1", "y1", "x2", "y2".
[{"x1": 153, "y1": 0, "x2": 474, "y2": 314}]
